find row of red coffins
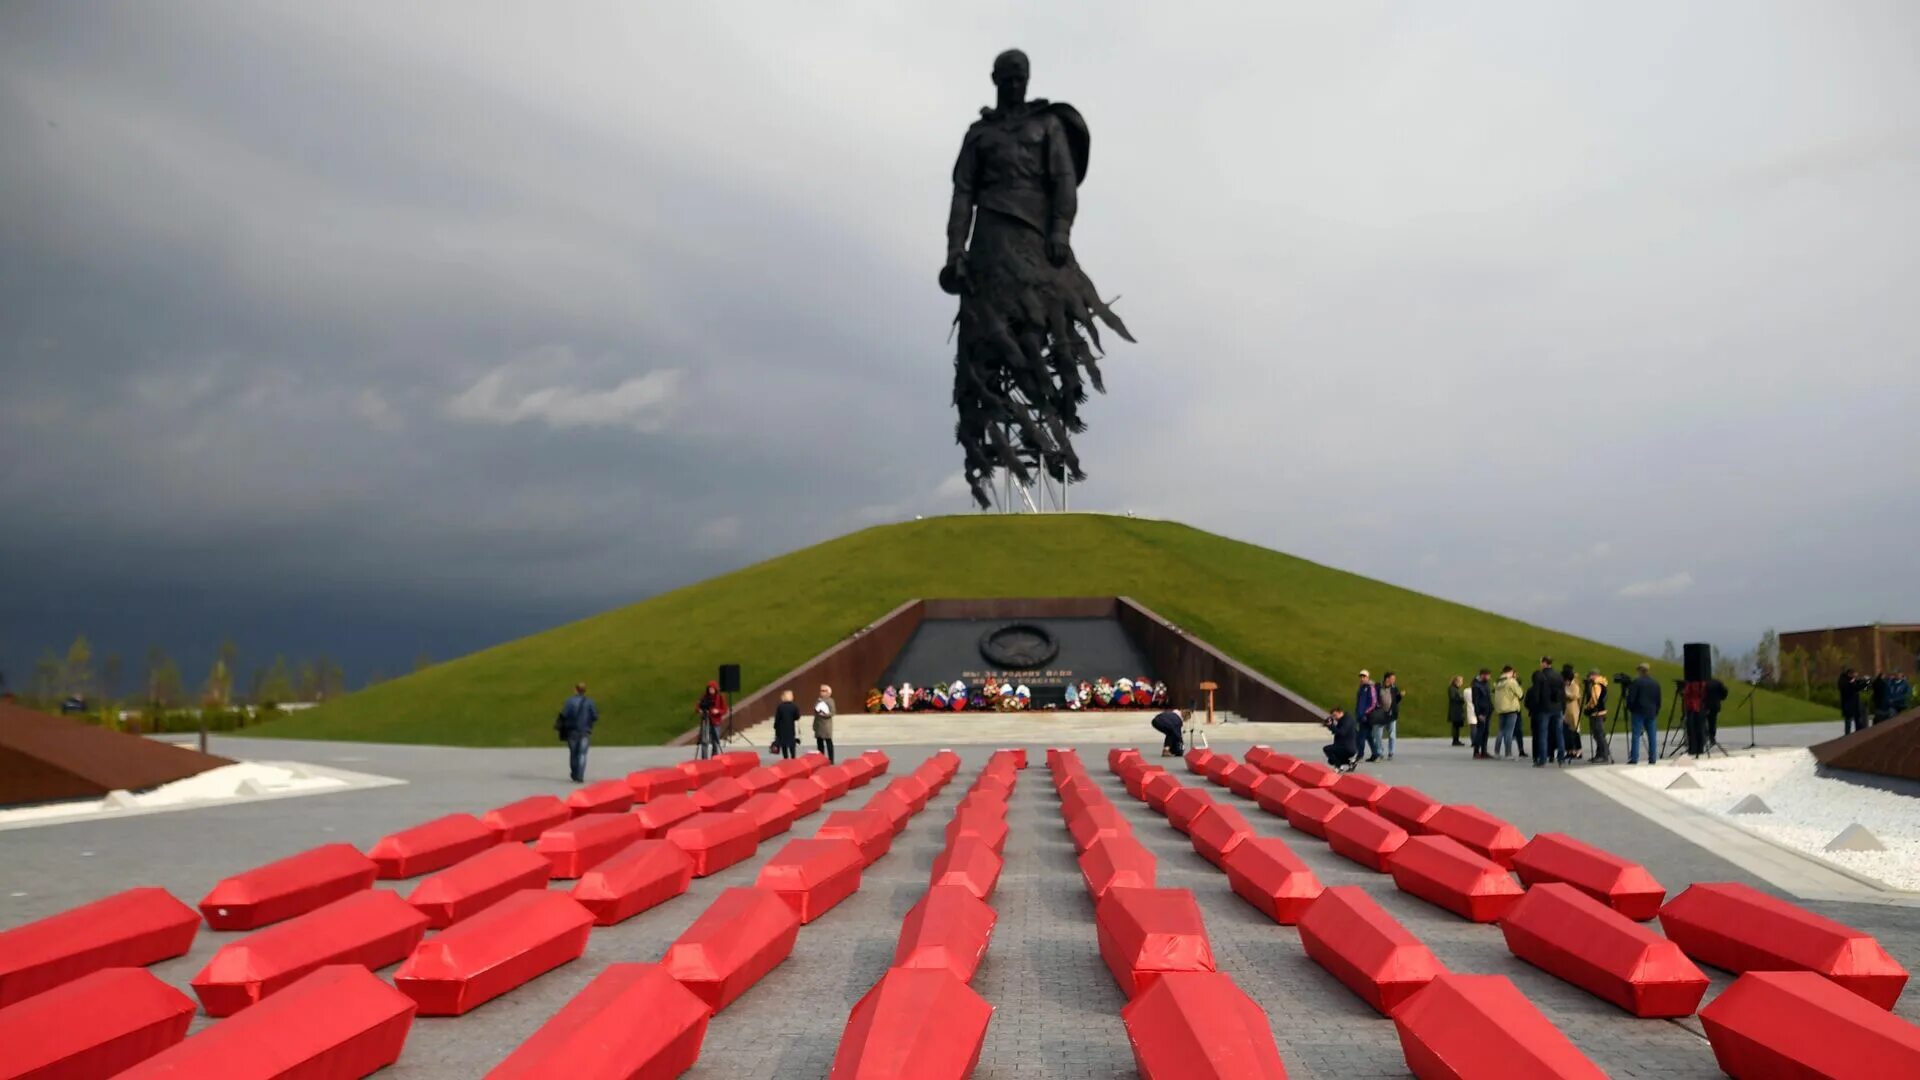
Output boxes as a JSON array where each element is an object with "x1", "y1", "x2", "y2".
[
  {"x1": 827, "y1": 752, "x2": 1013, "y2": 1078},
  {"x1": 485, "y1": 749, "x2": 925, "y2": 1079},
  {"x1": 1097, "y1": 748, "x2": 1291, "y2": 1078}
]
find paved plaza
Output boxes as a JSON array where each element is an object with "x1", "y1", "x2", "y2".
[{"x1": 4, "y1": 723, "x2": 1916, "y2": 1078}]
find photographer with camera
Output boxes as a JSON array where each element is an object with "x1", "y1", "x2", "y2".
[
  {"x1": 1322, "y1": 706, "x2": 1360, "y2": 773},
  {"x1": 1838, "y1": 668, "x2": 1869, "y2": 734}
]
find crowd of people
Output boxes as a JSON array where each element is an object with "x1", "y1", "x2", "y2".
[
  {"x1": 1838, "y1": 668, "x2": 1913, "y2": 734},
  {"x1": 864, "y1": 676, "x2": 1171, "y2": 713},
  {"x1": 1322, "y1": 658, "x2": 1707, "y2": 773}
]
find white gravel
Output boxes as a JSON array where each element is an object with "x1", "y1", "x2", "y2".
[
  {"x1": 0, "y1": 762, "x2": 364, "y2": 830},
  {"x1": 1622, "y1": 748, "x2": 1920, "y2": 892}
]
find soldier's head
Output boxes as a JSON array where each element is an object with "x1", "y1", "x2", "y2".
[{"x1": 992, "y1": 49, "x2": 1030, "y2": 96}]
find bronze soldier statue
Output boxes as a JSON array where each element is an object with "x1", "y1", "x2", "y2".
[{"x1": 944, "y1": 48, "x2": 1133, "y2": 509}]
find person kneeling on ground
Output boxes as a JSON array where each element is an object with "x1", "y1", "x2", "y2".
[
  {"x1": 1149, "y1": 707, "x2": 1188, "y2": 757},
  {"x1": 554, "y1": 681, "x2": 598, "y2": 784},
  {"x1": 1322, "y1": 707, "x2": 1359, "y2": 772}
]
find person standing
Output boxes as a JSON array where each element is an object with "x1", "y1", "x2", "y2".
[
  {"x1": 772, "y1": 690, "x2": 801, "y2": 759},
  {"x1": 813, "y1": 684, "x2": 837, "y2": 763},
  {"x1": 1560, "y1": 663, "x2": 1584, "y2": 761},
  {"x1": 1492, "y1": 665, "x2": 1524, "y2": 759},
  {"x1": 1838, "y1": 668, "x2": 1869, "y2": 734},
  {"x1": 1584, "y1": 669, "x2": 1612, "y2": 764},
  {"x1": 1470, "y1": 670, "x2": 1494, "y2": 759},
  {"x1": 1890, "y1": 671, "x2": 1913, "y2": 717},
  {"x1": 1355, "y1": 671, "x2": 1380, "y2": 763},
  {"x1": 696, "y1": 681, "x2": 728, "y2": 760},
  {"x1": 1378, "y1": 672, "x2": 1404, "y2": 761},
  {"x1": 1870, "y1": 671, "x2": 1891, "y2": 725},
  {"x1": 1705, "y1": 675, "x2": 1729, "y2": 744},
  {"x1": 1625, "y1": 663, "x2": 1662, "y2": 764},
  {"x1": 1150, "y1": 707, "x2": 1187, "y2": 757},
  {"x1": 555, "y1": 682, "x2": 598, "y2": 784},
  {"x1": 1447, "y1": 676, "x2": 1469, "y2": 749},
  {"x1": 1529, "y1": 657, "x2": 1566, "y2": 767}
]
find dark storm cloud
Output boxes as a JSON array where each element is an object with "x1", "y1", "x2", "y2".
[{"x1": 2, "y1": 2, "x2": 1916, "y2": 687}]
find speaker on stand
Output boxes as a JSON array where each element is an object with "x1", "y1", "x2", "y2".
[{"x1": 714, "y1": 664, "x2": 751, "y2": 749}]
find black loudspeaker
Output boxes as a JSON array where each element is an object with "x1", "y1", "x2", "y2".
[
  {"x1": 717, "y1": 664, "x2": 741, "y2": 694},
  {"x1": 1683, "y1": 643, "x2": 1712, "y2": 683}
]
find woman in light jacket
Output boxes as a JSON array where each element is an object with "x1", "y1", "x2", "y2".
[
  {"x1": 813, "y1": 684, "x2": 837, "y2": 763},
  {"x1": 1561, "y1": 663, "x2": 1584, "y2": 761}
]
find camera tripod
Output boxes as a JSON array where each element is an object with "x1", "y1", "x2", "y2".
[{"x1": 1660, "y1": 686, "x2": 1727, "y2": 761}]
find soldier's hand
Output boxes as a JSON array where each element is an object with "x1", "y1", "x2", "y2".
[{"x1": 1045, "y1": 236, "x2": 1071, "y2": 266}]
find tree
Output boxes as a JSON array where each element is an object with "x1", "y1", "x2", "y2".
[
  {"x1": 32, "y1": 652, "x2": 62, "y2": 703},
  {"x1": 257, "y1": 656, "x2": 295, "y2": 706},
  {"x1": 314, "y1": 656, "x2": 346, "y2": 700},
  {"x1": 62, "y1": 634, "x2": 94, "y2": 700},
  {"x1": 295, "y1": 660, "x2": 318, "y2": 702},
  {"x1": 102, "y1": 653, "x2": 124, "y2": 701},
  {"x1": 144, "y1": 648, "x2": 184, "y2": 709},
  {"x1": 1712, "y1": 646, "x2": 1740, "y2": 683},
  {"x1": 202, "y1": 655, "x2": 233, "y2": 709},
  {"x1": 1752, "y1": 629, "x2": 1779, "y2": 688},
  {"x1": 1660, "y1": 639, "x2": 1678, "y2": 663}
]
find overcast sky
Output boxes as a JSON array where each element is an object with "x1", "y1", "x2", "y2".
[{"x1": 3, "y1": 2, "x2": 1916, "y2": 691}]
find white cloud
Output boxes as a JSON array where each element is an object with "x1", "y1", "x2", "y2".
[
  {"x1": 1617, "y1": 572, "x2": 1695, "y2": 599},
  {"x1": 447, "y1": 358, "x2": 684, "y2": 434}
]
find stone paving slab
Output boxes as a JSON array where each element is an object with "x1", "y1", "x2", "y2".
[{"x1": 1, "y1": 729, "x2": 1914, "y2": 1078}]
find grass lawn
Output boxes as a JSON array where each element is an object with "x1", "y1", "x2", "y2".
[{"x1": 250, "y1": 516, "x2": 1828, "y2": 746}]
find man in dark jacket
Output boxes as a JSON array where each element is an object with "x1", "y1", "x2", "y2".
[
  {"x1": 772, "y1": 690, "x2": 801, "y2": 759},
  {"x1": 556, "y1": 682, "x2": 599, "y2": 783},
  {"x1": 1625, "y1": 664, "x2": 1662, "y2": 764},
  {"x1": 1838, "y1": 668, "x2": 1869, "y2": 734},
  {"x1": 1470, "y1": 670, "x2": 1494, "y2": 759},
  {"x1": 1150, "y1": 707, "x2": 1188, "y2": 757},
  {"x1": 1322, "y1": 707, "x2": 1359, "y2": 771},
  {"x1": 1354, "y1": 671, "x2": 1380, "y2": 762},
  {"x1": 1870, "y1": 672, "x2": 1891, "y2": 725},
  {"x1": 1704, "y1": 676, "x2": 1729, "y2": 744},
  {"x1": 1528, "y1": 657, "x2": 1565, "y2": 767}
]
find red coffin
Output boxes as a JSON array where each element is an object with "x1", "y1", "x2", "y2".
[
  {"x1": 894, "y1": 884, "x2": 998, "y2": 984},
  {"x1": 840, "y1": 756, "x2": 877, "y2": 789},
  {"x1": 990, "y1": 747, "x2": 1027, "y2": 770},
  {"x1": 1123, "y1": 765, "x2": 1166, "y2": 801},
  {"x1": 690, "y1": 775, "x2": 751, "y2": 813},
  {"x1": 191, "y1": 889, "x2": 429, "y2": 1017},
  {"x1": 756, "y1": 838, "x2": 865, "y2": 924},
  {"x1": 1109, "y1": 747, "x2": 1143, "y2": 772},
  {"x1": 829, "y1": 967, "x2": 993, "y2": 1080},
  {"x1": 858, "y1": 749, "x2": 891, "y2": 777},
  {"x1": 813, "y1": 764, "x2": 855, "y2": 800},
  {"x1": 394, "y1": 890, "x2": 594, "y2": 1016},
  {"x1": 771, "y1": 758, "x2": 812, "y2": 781},
  {"x1": 1096, "y1": 887, "x2": 1216, "y2": 998},
  {"x1": 536, "y1": 813, "x2": 645, "y2": 879},
  {"x1": 1067, "y1": 802, "x2": 1132, "y2": 854},
  {"x1": 1244, "y1": 746, "x2": 1273, "y2": 770},
  {"x1": 1184, "y1": 749, "x2": 1217, "y2": 775},
  {"x1": 570, "y1": 839, "x2": 695, "y2": 925},
  {"x1": 1502, "y1": 884, "x2": 1707, "y2": 1018},
  {"x1": 481, "y1": 795, "x2": 571, "y2": 843},
  {"x1": 665, "y1": 811, "x2": 760, "y2": 877},
  {"x1": 1250, "y1": 773, "x2": 1301, "y2": 816},
  {"x1": 199, "y1": 844, "x2": 378, "y2": 931},
  {"x1": 0, "y1": 967, "x2": 194, "y2": 1079},
  {"x1": 1224, "y1": 762, "x2": 1264, "y2": 799},
  {"x1": 931, "y1": 836, "x2": 1005, "y2": 901},
  {"x1": 116, "y1": 966, "x2": 415, "y2": 1080},
  {"x1": 1298, "y1": 886, "x2": 1443, "y2": 1015},
  {"x1": 1220, "y1": 837, "x2": 1324, "y2": 925},
  {"x1": 959, "y1": 788, "x2": 1011, "y2": 817},
  {"x1": 627, "y1": 766, "x2": 697, "y2": 801},
  {"x1": 1389, "y1": 837, "x2": 1523, "y2": 923},
  {"x1": 634, "y1": 792, "x2": 702, "y2": 838},
  {"x1": 663, "y1": 887, "x2": 801, "y2": 1012},
  {"x1": 738, "y1": 765, "x2": 786, "y2": 797},
  {"x1": 484, "y1": 963, "x2": 710, "y2": 1080},
  {"x1": 1047, "y1": 746, "x2": 1081, "y2": 770},
  {"x1": 715, "y1": 750, "x2": 760, "y2": 777},
  {"x1": 369, "y1": 812, "x2": 497, "y2": 879},
  {"x1": 1260, "y1": 752, "x2": 1302, "y2": 775},
  {"x1": 1164, "y1": 787, "x2": 1217, "y2": 834},
  {"x1": 1281, "y1": 788, "x2": 1347, "y2": 839},
  {"x1": 1330, "y1": 772, "x2": 1390, "y2": 811},
  {"x1": 885, "y1": 773, "x2": 932, "y2": 813},
  {"x1": 567, "y1": 778, "x2": 636, "y2": 817},
  {"x1": 970, "y1": 772, "x2": 1015, "y2": 800},
  {"x1": 1324, "y1": 806, "x2": 1409, "y2": 873},
  {"x1": 1699, "y1": 970, "x2": 1920, "y2": 1078},
  {"x1": 0, "y1": 887, "x2": 199, "y2": 1007},
  {"x1": 1200, "y1": 754, "x2": 1237, "y2": 786},
  {"x1": 1376, "y1": 786, "x2": 1442, "y2": 835},
  {"x1": 945, "y1": 810, "x2": 1010, "y2": 856},
  {"x1": 1285, "y1": 761, "x2": 1338, "y2": 789},
  {"x1": 780, "y1": 777, "x2": 828, "y2": 817},
  {"x1": 864, "y1": 787, "x2": 916, "y2": 836},
  {"x1": 1425, "y1": 805, "x2": 1525, "y2": 868},
  {"x1": 1121, "y1": 971, "x2": 1287, "y2": 1080},
  {"x1": 1393, "y1": 974, "x2": 1607, "y2": 1079},
  {"x1": 1659, "y1": 882, "x2": 1910, "y2": 1009},
  {"x1": 798, "y1": 751, "x2": 830, "y2": 773},
  {"x1": 1142, "y1": 772, "x2": 1183, "y2": 812},
  {"x1": 679, "y1": 757, "x2": 730, "y2": 784},
  {"x1": 1512, "y1": 833, "x2": 1665, "y2": 921},
  {"x1": 1081, "y1": 834, "x2": 1158, "y2": 903},
  {"x1": 1187, "y1": 803, "x2": 1257, "y2": 867},
  {"x1": 1057, "y1": 781, "x2": 1103, "y2": 821},
  {"x1": 738, "y1": 791, "x2": 804, "y2": 842},
  {"x1": 817, "y1": 810, "x2": 894, "y2": 867}
]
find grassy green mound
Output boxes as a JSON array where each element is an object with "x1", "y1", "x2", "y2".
[{"x1": 252, "y1": 516, "x2": 1825, "y2": 746}]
